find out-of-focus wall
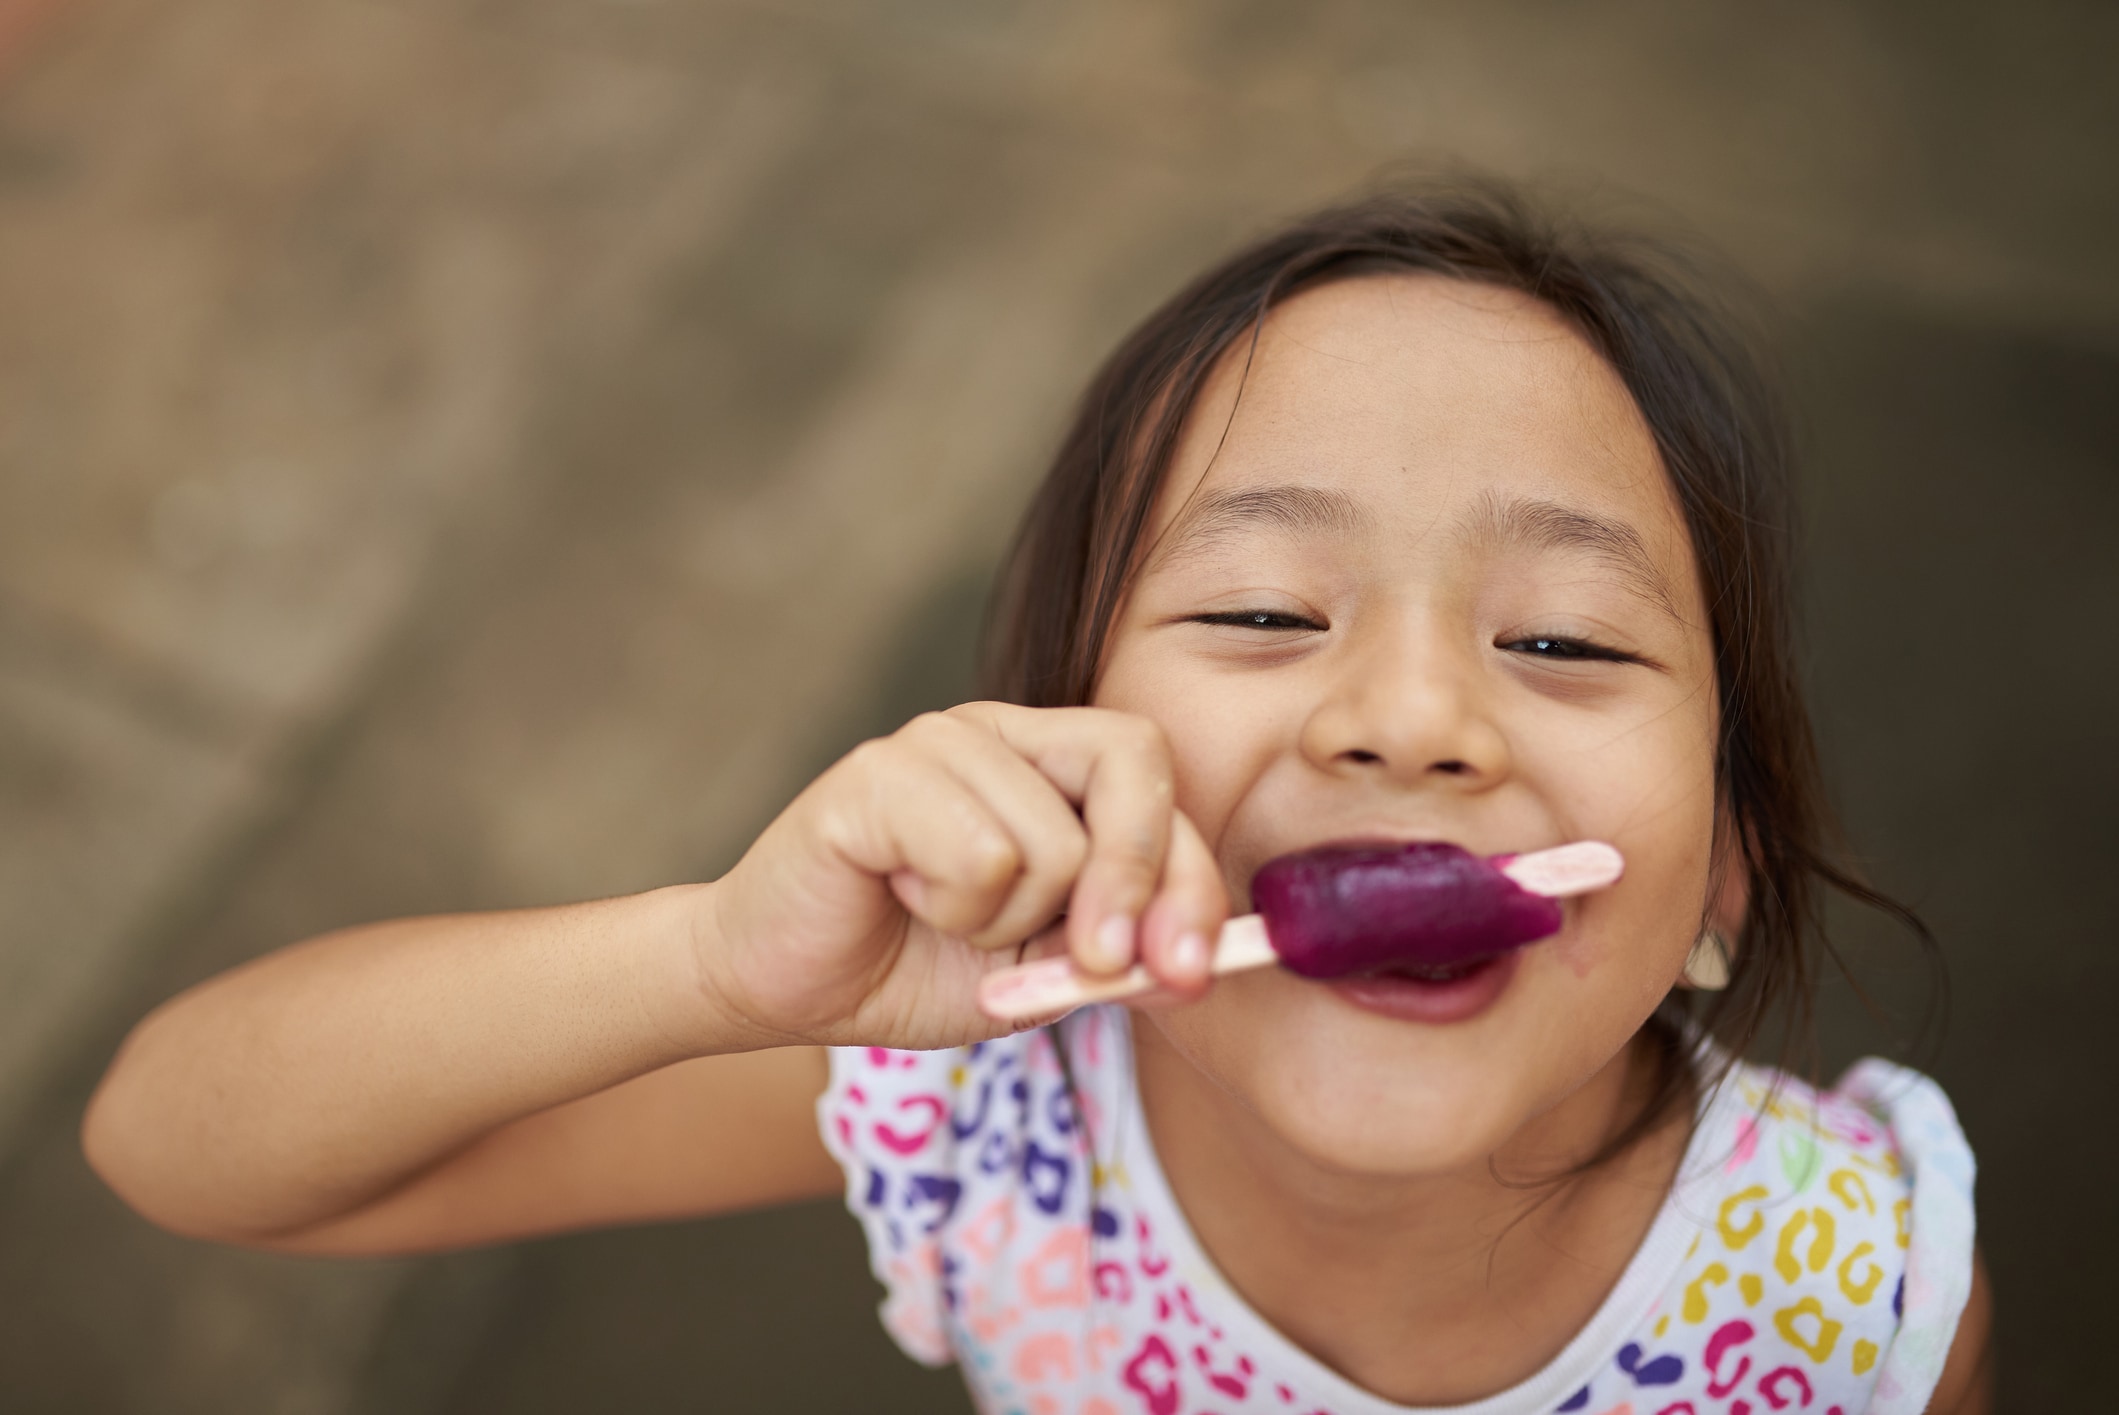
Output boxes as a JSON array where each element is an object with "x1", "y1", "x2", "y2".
[{"x1": 0, "y1": 2, "x2": 2112, "y2": 1410}]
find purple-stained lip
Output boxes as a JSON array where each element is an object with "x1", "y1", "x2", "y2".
[{"x1": 1249, "y1": 839, "x2": 1564, "y2": 979}]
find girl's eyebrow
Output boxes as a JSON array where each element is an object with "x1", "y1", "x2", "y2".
[
  {"x1": 1461, "y1": 491, "x2": 1682, "y2": 622},
  {"x1": 1150, "y1": 484, "x2": 1372, "y2": 567}
]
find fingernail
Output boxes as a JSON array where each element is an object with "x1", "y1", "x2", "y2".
[
  {"x1": 1093, "y1": 914, "x2": 1135, "y2": 971},
  {"x1": 1171, "y1": 931, "x2": 1209, "y2": 979}
]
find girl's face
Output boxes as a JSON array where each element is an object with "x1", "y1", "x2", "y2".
[{"x1": 1095, "y1": 274, "x2": 1720, "y2": 1176}]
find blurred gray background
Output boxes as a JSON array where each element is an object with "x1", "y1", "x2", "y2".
[{"x1": 1, "y1": 1, "x2": 2113, "y2": 1410}]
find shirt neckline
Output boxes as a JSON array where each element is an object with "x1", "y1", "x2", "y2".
[{"x1": 1101, "y1": 1007, "x2": 1746, "y2": 1415}]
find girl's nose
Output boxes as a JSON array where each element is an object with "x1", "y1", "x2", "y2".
[{"x1": 1297, "y1": 634, "x2": 1512, "y2": 790}]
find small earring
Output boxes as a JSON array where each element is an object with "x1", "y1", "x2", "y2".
[{"x1": 1682, "y1": 929, "x2": 1732, "y2": 991}]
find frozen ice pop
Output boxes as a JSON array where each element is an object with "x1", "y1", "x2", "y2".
[
  {"x1": 975, "y1": 839, "x2": 1622, "y2": 1023},
  {"x1": 1252, "y1": 840, "x2": 1565, "y2": 977}
]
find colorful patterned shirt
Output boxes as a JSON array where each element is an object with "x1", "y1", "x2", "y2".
[{"x1": 818, "y1": 1006, "x2": 1975, "y2": 1415}]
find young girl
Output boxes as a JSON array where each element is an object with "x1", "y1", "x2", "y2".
[{"x1": 83, "y1": 183, "x2": 1990, "y2": 1414}]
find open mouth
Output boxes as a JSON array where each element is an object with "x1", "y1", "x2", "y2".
[
  {"x1": 1327, "y1": 949, "x2": 1520, "y2": 1024},
  {"x1": 1372, "y1": 955, "x2": 1498, "y2": 985}
]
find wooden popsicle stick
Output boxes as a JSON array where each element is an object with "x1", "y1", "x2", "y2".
[
  {"x1": 975, "y1": 916, "x2": 1274, "y2": 1023},
  {"x1": 975, "y1": 840, "x2": 1623, "y2": 1023}
]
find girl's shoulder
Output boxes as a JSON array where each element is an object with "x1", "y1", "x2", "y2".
[
  {"x1": 1618, "y1": 1053, "x2": 1977, "y2": 1415},
  {"x1": 1697, "y1": 1053, "x2": 1973, "y2": 1223}
]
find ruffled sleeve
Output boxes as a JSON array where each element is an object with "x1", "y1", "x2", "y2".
[{"x1": 1832, "y1": 1058, "x2": 1979, "y2": 1415}]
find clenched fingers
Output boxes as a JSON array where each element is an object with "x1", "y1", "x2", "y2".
[
  {"x1": 892, "y1": 713, "x2": 1088, "y2": 950},
  {"x1": 950, "y1": 703, "x2": 1227, "y2": 988},
  {"x1": 831, "y1": 746, "x2": 1028, "y2": 942}
]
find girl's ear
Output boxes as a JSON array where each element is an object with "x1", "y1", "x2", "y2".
[
  {"x1": 1680, "y1": 806, "x2": 1751, "y2": 992},
  {"x1": 1707, "y1": 804, "x2": 1751, "y2": 943}
]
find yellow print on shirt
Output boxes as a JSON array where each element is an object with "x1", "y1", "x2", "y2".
[
  {"x1": 1682, "y1": 1263, "x2": 1729, "y2": 1323},
  {"x1": 1718, "y1": 1184, "x2": 1769, "y2": 1249},
  {"x1": 1838, "y1": 1241, "x2": 1885, "y2": 1305},
  {"x1": 1829, "y1": 1167, "x2": 1876, "y2": 1215},
  {"x1": 1774, "y1": 1207, "x2": 1836, "y2": 1282},
  {"x1": 1774, "y1": 1296, "x2": 1844, "y2": 1363},
  {"x1": 1850, "y1": 1148, "x2": 1904, "y2": 1179}
]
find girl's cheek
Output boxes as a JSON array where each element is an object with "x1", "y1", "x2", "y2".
[
  {"x1": 1102, "y1": 665, "x2": 1263, "y2": 847},
  {"x1": 1552, "y1": 908, "x2": 1608, "y2": 980},
  {"x1": 1544, "y1": 729, "x2": 1717, "y2": 983},
  {"x1": 1550, "y1": 884, "x2": 1692, "y2": 992}
]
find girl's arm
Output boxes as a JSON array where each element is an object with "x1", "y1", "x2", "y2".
[
  {"x1": 83, "y1": 704, "x2": 1227, "y2": 1255},
  {"x1": 1924, "y1": 1247, "x2": 1994, "y2": 1414},
  {"x1": 206, "y1": 1049, "x2": 838, "y2": 1257},
  {"x1": 81, "y1": 887, "x2": 836, "y2": 1254}
]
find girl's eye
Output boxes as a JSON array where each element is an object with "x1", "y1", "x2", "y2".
[
  {"x1": 1189, "y1": 610, "x2": 1323, "y2": 632},
  {"x1": 1502, "y1": 635, "x2": 1633, "y2": 662}
]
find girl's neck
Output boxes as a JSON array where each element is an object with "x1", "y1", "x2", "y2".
[{"x1": 1131, "y1": 1021, "x2": 1691, "y2": 1408}]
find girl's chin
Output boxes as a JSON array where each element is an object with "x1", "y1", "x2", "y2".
[{"x1": 1322, "y1": 948, "x2": 1524, "y2": 1025}]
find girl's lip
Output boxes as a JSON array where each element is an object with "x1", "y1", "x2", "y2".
[{"x1": 1323, "y1": 949, "x2": 1523, "y2": 1025}]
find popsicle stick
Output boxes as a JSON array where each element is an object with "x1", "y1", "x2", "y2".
[
  {"x1": 1491, "y1": 840, "x2": 1624, "y2": 898},
  {"x1": 977, "y1": 916, "x2": 1274, "y2": 1023},
  {"x1": 975, "y1": 840, "x2": 1623, "y2": 1023}
]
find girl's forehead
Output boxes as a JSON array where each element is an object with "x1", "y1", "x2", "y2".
[{"x1": 1157, "y1": 272, "x2": 1680, "y2": 544}]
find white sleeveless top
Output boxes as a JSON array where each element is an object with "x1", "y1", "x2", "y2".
[{"x1": 818, "y1": 1006, "x2": 1975, "y2": 1415}]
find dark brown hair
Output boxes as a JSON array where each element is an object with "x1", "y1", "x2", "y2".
[{"x1": 982, "y1": 177, "x2": 1932, "y2": 1165}]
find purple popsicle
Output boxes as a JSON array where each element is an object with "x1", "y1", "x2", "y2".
[
  {"x1": 974, "y1": 839, "x2": 1619, "y2": 1023},
  {"x1": 1250, "y1": 840, "x2": 1563, "y2": 979}
]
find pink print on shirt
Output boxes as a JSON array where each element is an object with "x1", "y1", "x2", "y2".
[{"x1": 817, "y1": 1006, "x2": 1971, "y2": 1415}]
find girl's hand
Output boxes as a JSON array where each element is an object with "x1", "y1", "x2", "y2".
[{"x1": 697, "y1": 702, "x2": 1229, "y2": 1051}]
